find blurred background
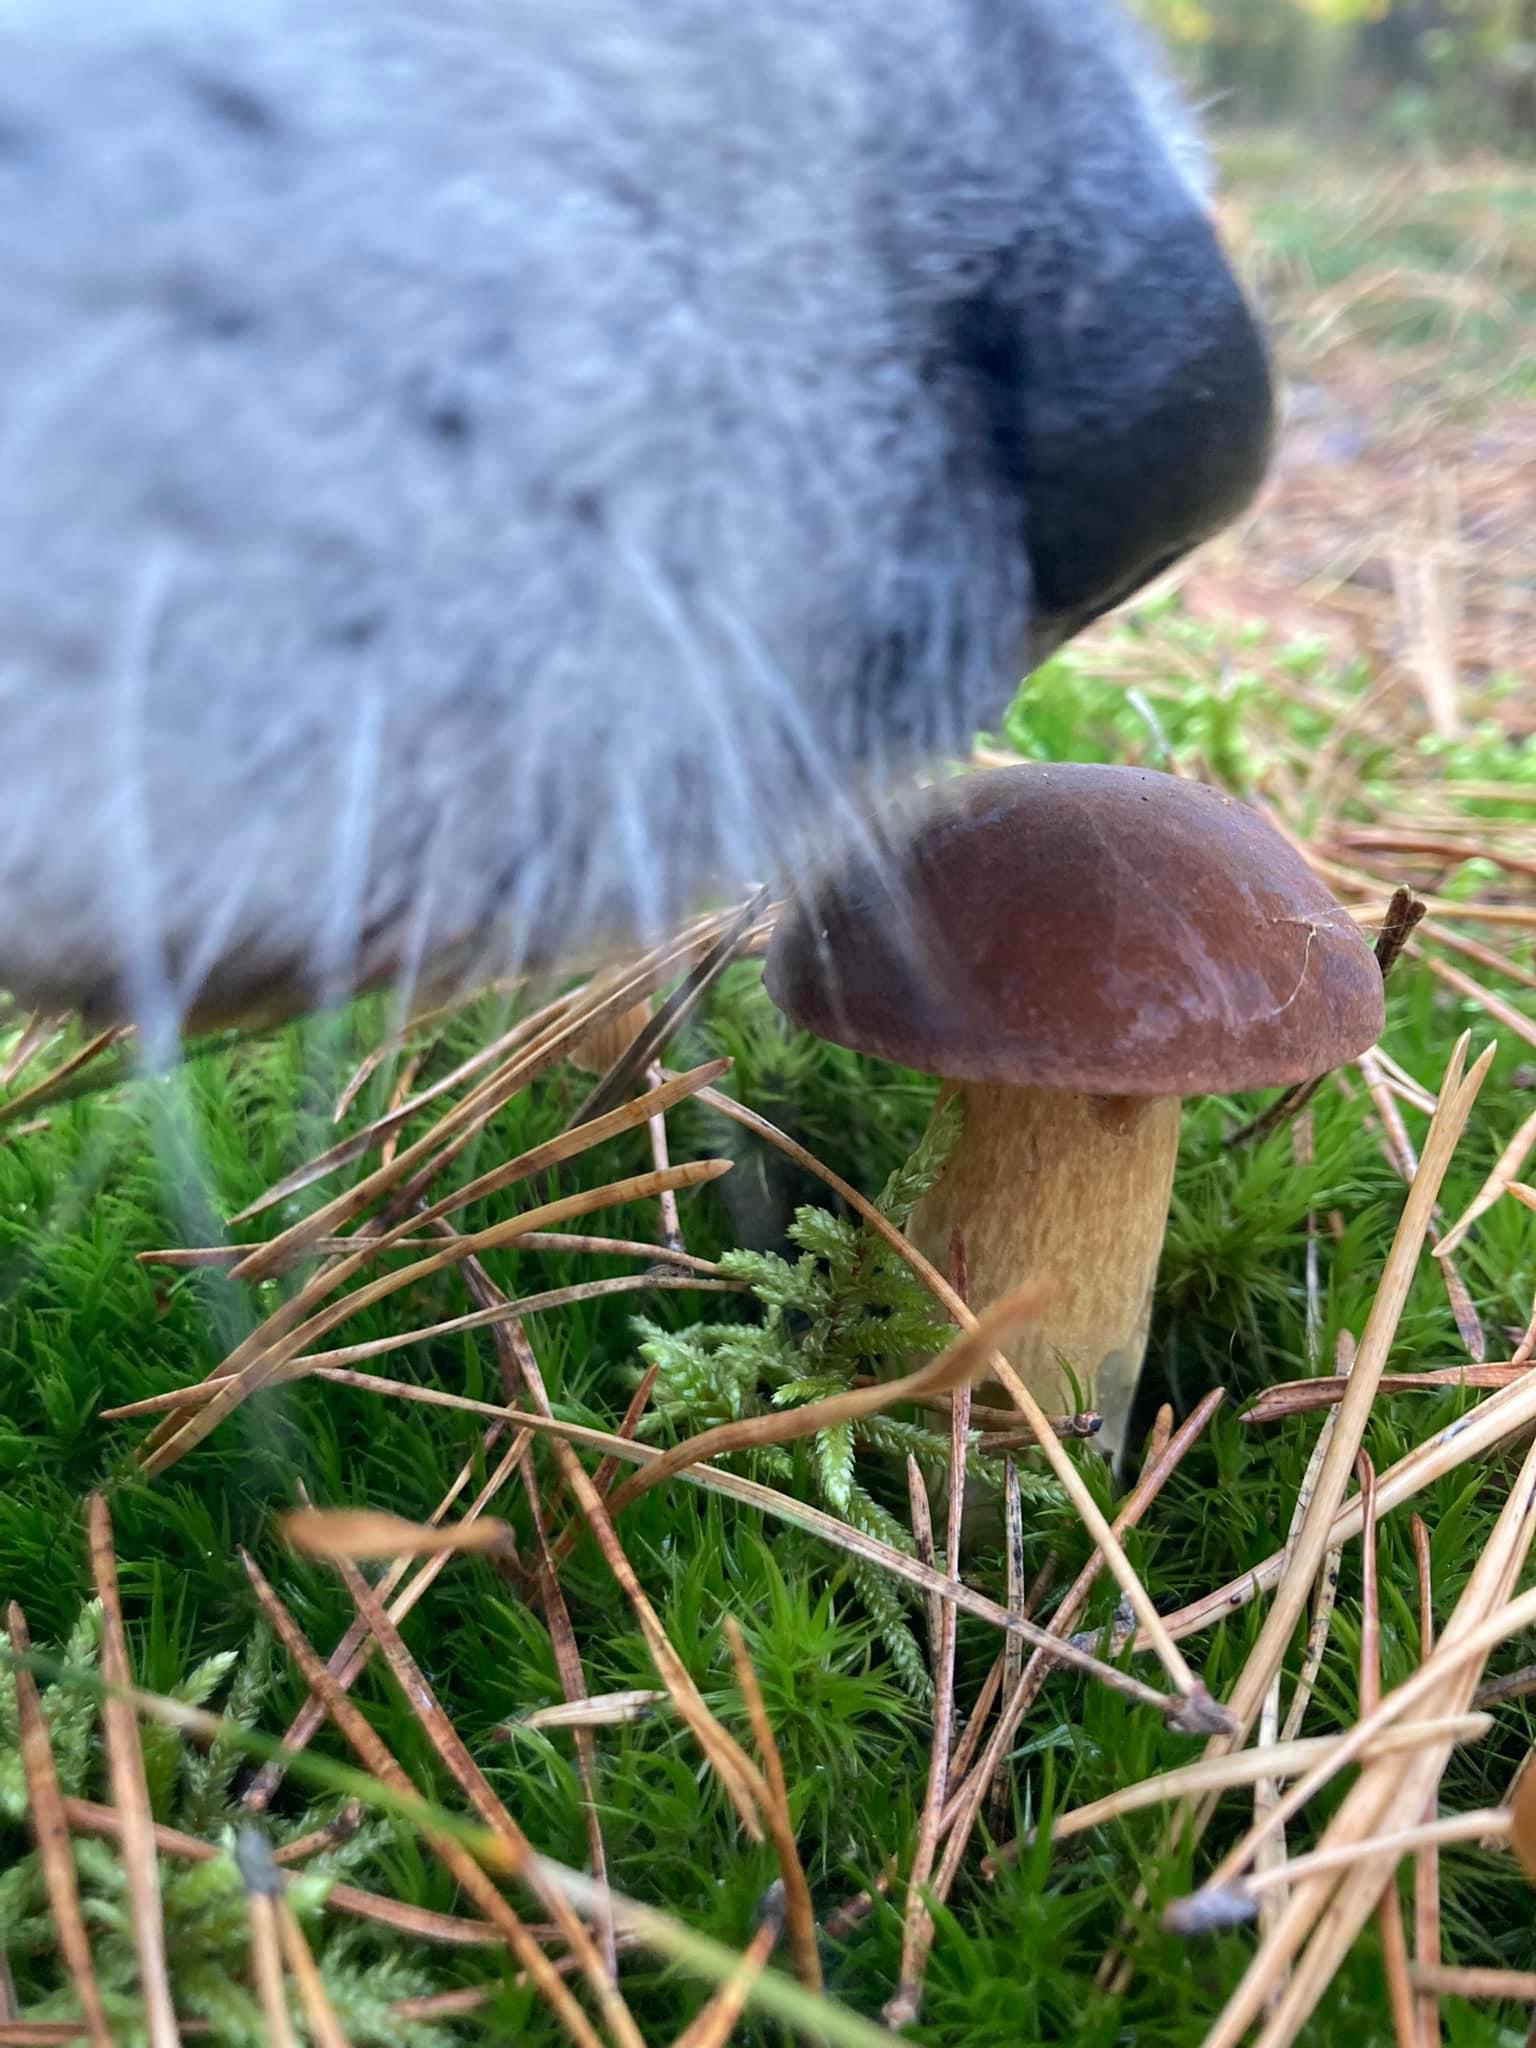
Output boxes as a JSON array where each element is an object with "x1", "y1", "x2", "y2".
[
  {"x1": 1114, "y1": 0, "x2": 1534, "y2": 730},
  {"x1": 1155, "y1": 0, "x2": 1535, "y2": 148}
]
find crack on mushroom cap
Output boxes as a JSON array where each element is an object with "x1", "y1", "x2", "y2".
[{"x1": 1269, "y1": 914, "x2": 1324, "y2": 1018}]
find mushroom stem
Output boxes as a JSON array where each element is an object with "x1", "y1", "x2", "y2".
[{"x1": 907, "y1": 1083, "x2": 1181, "y2": 1467}]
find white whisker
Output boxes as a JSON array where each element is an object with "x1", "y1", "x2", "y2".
[
  {"x1": 315, "y1": 676, "x2": 383, "y2": 1011},
  {"x1": 106, "y1": 545, "x2": 182, "y2": 1058}
]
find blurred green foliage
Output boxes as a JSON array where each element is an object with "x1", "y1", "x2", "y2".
[{"x1": 1135, "y1": 0, "x2": 1536, "y2": 151}]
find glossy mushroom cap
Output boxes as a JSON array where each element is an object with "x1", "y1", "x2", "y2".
[{"x1": 764, "y1": 764, "x2": 1384, "y2": 1097}]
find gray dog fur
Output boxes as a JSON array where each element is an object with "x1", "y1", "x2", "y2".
[{"x1": 0, "y1": 0, "x2": 1272, "y2": 1032}]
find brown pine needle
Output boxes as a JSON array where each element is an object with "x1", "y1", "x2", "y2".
[
  {"x1": 1157, "y1": 1358, "x2": 1536, "y2": 1645},
  {"x1": 0, "y1": 2028, "x2": 204, "y2": 2046},
  {"x1": 1197, "y1": 1422, "x2": 1536, "y2": 2048},
  {"x1": 4, "y1": 1606, "x2": 113, "y2": 2048},
  {"x1": 326, "y1": 1550, "x2": 644, "y2": 2048},
  {"x1": 1228, "y1": 1437, "x2": 1536, "y2": 1909},
  {"x1": 275, "y1": 1899, "x2": 354, "y2": 2048},
  {"x1": 1356, "y1": 1452, "x2": 1419, "y2": 2048},
  {"x1": 377, "y1": 1047, "x2": 428, "y2": 1169},
  {"x1": 295, "y1": 1363, "x2": 1192, "y2": 1717},
  {"x1": 86, "y1": 1495, "x2": 181, "y2": 2048},
  {"x1": 1512, "y1": 1283, "x2": 1536, "y2": 1369},
  {"x1": 1107, "y1": 1036, "x2": 1495, "y2": 2001},
  {"x1": 1232, "y1": 1808, "x2": 1510, "y2": 1901},
  {"x1": 0, "y1": 1009, "x2": 67, "y2": 1091},
  {"x1": 1149, "y1": 1041, "x2": 1502, "y2": 1636},
  {"x1": 1292, "y1": 837, "x2": 1536, "y2": 929},
  {"x1": 1419, "y1": 950, "x2": 1536, "y2": 1053},
  {"x1": 1380, "y1": 898, "x2": 1535, "y2": 930},
  {"x1": 510, "y1": 1692, "x2": 670, "y2": 1734},
  {"x1": 1435, "y1": 1101, "x2": 1536, "y2": 1258},
  {"x1": 542, "y1": 1363, "x2": 663, "y2": 1577},
  {"x1": 558, "y1": 891, "x2": 769, "y2": 1137},
  {"x1": 1358, "y1": 1046, "x2": 1487, "y2": 1358},
  {"x1": 1155, "y1": 1343, "x2": 1536, "y2": 1646},
  {"x1": 271, "y1": 1803, "x2": 365, "y2": 1866},
  {"x1": 389, "y1": 1989, "x2": 497, "y2": 2023},
  {"x1": 932, "y1": 1564, "x2": 1058, "y2": 1849},
  {"x1": 238, "y1": 1550, "x2": 610, "y2": 2048},
  {"x1": 520, "y1": 1457, "x2": 618, "y2": 1980},
  {"x1": 1171, "y1": 1584, "x2": 1536, "y2": 1927},
  {"x1": 591, "y1": 1364, "x2": 663, "y2": 1505},
  {"x1": 1423, "y1": 921, "x2": 1536, "y2": 996},
  {"x1": 230, "y1": 988, "x2": 581, "y2": 1221},
  {"x1": 1412, "y1": 1514, "x2": 1442, "y2": 2048},
  {"x1": 234, "y1": 1834, "x2": 298, "y2": 2048},
  {"x1": 230, "y1": 911, "x2": 730, "y2": 1234},
  {"x1": 937, "y1": 1391, "x2": 1224, "y2": 1903},
  {"x1": 139, "y1": 1231, "x2": 728, "y2": 1276},
  {"x1": 102, "y1": 1272, "x2": 730, "y2": 1422},
  {"x1": 1255, "y1": 1313, "x2": 1342, "y2": 1946},
  {"x1": 281, "y1": 1507, "x2": 515, "y2": 1561},
  {"x1": 986, "y1": 1714, "x2": 1489, "y2": 1872},
  {"x1": 886, "y1": 1385, "x2": 970, "y2": 2026},
  {"x1": 906, "y1": 1457, "x2": 941, "y2": 1674},
  {"x1": 245, "y1": 1428, "x2": 529, "y2": 1812},
  {"x1": 945, "y1": 1659, "x2": 1005, "y2": 1805},
  {"x1": 723, "y1": 1620, "x2": 821, "y2": 1993},
  {"x1": 138, "y1": 1156, "x2": 731, "y2": 1475},
  {"x1": 0, "y1": 1026, "x2": 128, "y2": 1129},
  {"x1": 520, "y1": 1855, "x2": 907, "y2": 2048},
  {"x1": 157, "y1": 1053, "x2": 729, "y2": 1453},
  {"x1": 366, "y1": 1057, "x2": 732, "y2": 1256},
  {"x1": 59, "y1": 1799, "x2": 505, "y2": 1946},
  {"x1": 1369, "y1": 1048, "x2": 1441, "y2": 1115},
  {"x1": 1276, "y1": 1329, "x2": 1355, "y2": 1754},
  {"x1": 1243, "y1": 1360, "x2": 1529, "y2": 1424},
  {"x1": 1509, "y1": 1747, "x2": 1536, "y2": 1882},
  {"x1": 1410, "y1": 1965, "x2": 1536, "y2": 2003},
  {"x1": 990, "y1": 1453, "x2": 1025, "y2": 1837},
  {"x1": 1336, "y1": 830, "x2": 1536, "y2": 880},
  {"x1": 283, "y1": 1271, "x2": 741, "y2": 1375},
  {"x1": 668, "y1": 1905, "x2": 782, "y2": 2048},
  {"x1": 448, "y1": 1295, "x2": 768, "y2": 1835}
]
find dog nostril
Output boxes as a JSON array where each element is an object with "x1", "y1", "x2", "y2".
[{"x1": 1004, "y1": 213, "x2": 1275, "y2": 629}]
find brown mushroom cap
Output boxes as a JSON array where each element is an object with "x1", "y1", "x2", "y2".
[{"x1": 764, "y1": 764, "x2": 1384, "y2": 1096}]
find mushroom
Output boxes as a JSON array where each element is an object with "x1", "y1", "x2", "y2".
[{"x1": 763, "y1": 763, "x2": 1384, "y2": 1465}]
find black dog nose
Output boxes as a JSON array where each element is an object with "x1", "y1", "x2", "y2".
[
  {"x1": 1028, "y1": 210, "x2": 1274, "y2": 630},
  {"x1": 960, "y1": 207, "x2": 1275, "y2": 648}
]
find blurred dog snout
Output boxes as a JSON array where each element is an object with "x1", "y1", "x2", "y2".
[{"x1": 0, "y1": 3, "x2": 1275, "y2": 1030}]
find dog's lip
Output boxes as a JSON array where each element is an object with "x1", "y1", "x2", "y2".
[
  {"x1": 1026, "y1": 616, "x2": 1072, "y2": 668},
  {"x1": 1023, "y1": 611, "x2": 1082, "y2": 674},
  {"x1": 43, "y1": 588, "x2": 1178, "y2": 1036},
  {"x1": 1028, "y1": 542, "x2": 1188, "y2": 669}
]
